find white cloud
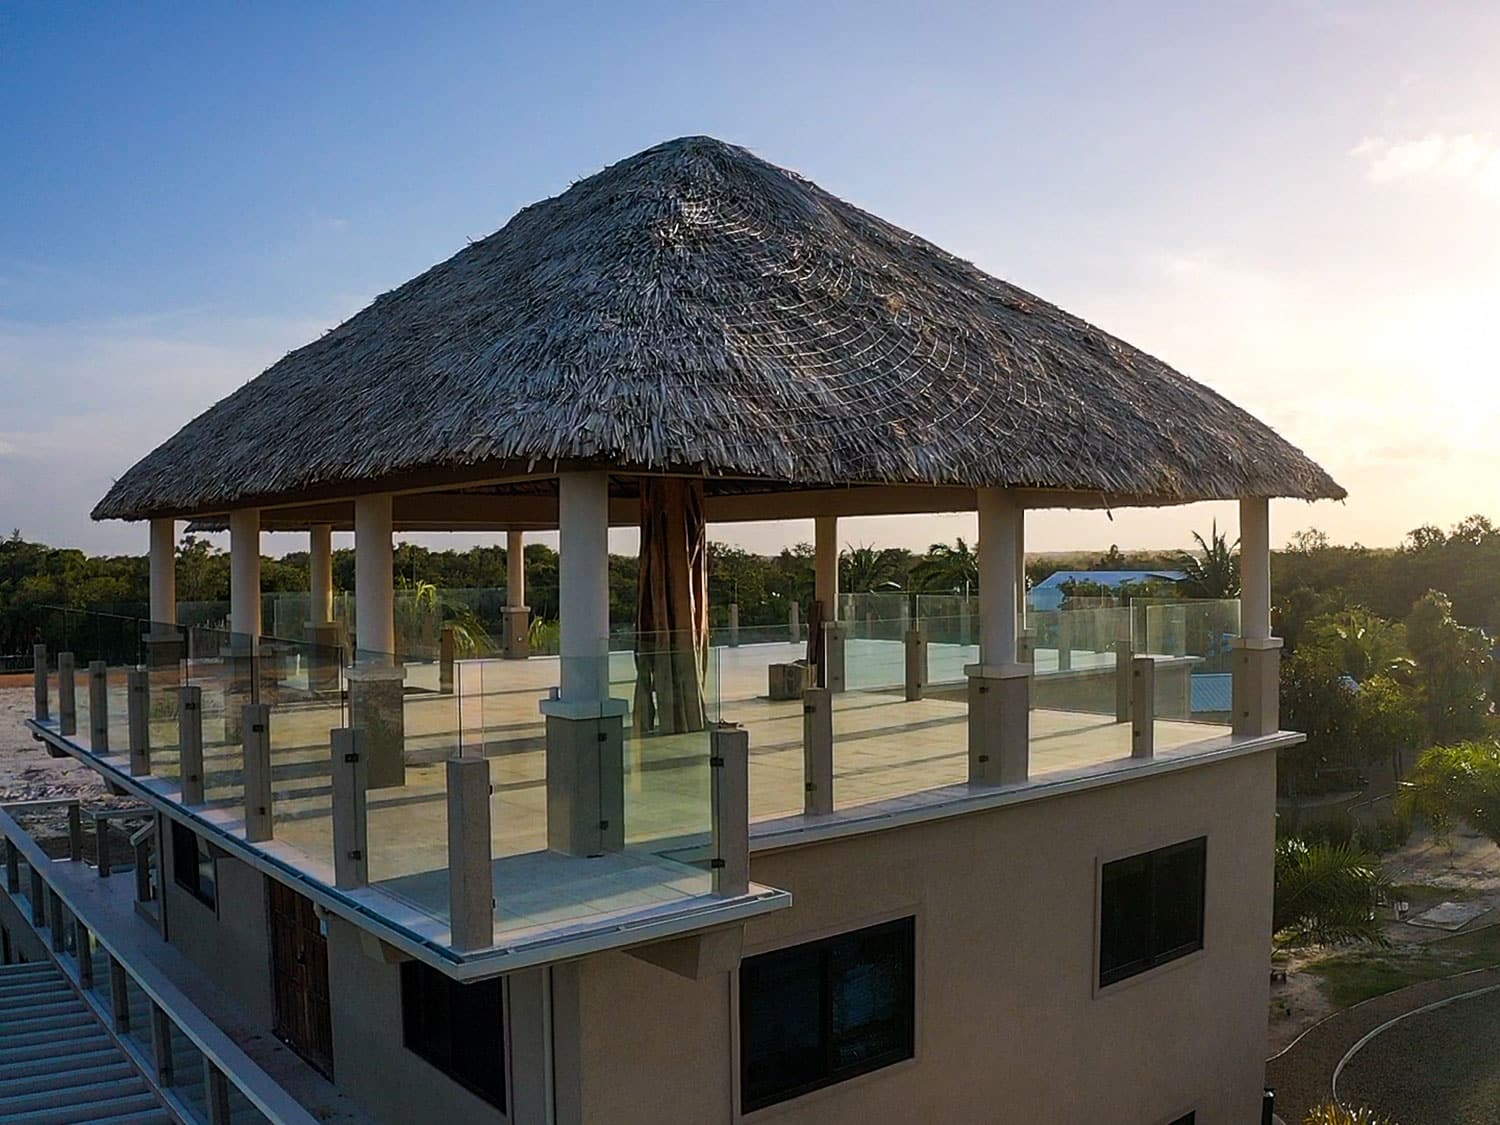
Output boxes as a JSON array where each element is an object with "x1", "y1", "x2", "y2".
[{"x1": 1350, "y1": 133, "x2": 1500, "y2": 197}]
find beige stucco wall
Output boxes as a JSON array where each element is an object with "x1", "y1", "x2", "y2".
[
  {"x1": 161, "y1": 819, "x2": 275, "y2": 1027},
  {"x1": 323, "y1": 914, "x2": 510, "y2": 1125},
  {"x1": 564, "y1": 749, "x2": 1276, "y2": 1125}
]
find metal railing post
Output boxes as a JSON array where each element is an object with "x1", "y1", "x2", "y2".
[
  {"x1": 127, "y1": 667, "x2": 151, "y2": 775},
  {"x1": 206, "y1": 1064, "x2": 232, "y2": 1125},
  {"x1": 4, "y1": 840, "x2": 18, "y2": 894},
  {"x1": 57, "y1": 652, "x2": 77, "y2": 736},
  {"x1": 243, "y1": 704, "x2": 272, "y2": 843},
  {"x1": 447, "y1": 755, "x2": 494, "y2": 952},
  {"x1": 179, "y1": 686, "x2": 205, "y2": 805},
  {"x1": 710, "y1": 723, "x2": 750, "y2": 897},
  {"x1": 331, "y1": 728, "x2": 369, "y2": 889},
  {"x1": 77, "y1": 923, "x2": 93, "y2": 989},
  {"x1": 1132, "y1": 656, "x2": 1156, "y2": 759},
  {"x1": 89, "y1": 661, "x2": 110, "y2": 751},
  {"x1": 108, "y1": 953, "x2": 130, "y2": 1033},
  {"x1": 98, "y1": 818, "x2": 113, "y2": 879},
  {"x1": 29, "y1": 867, "x2": 45, "y2": 926},
  {"x1": 68, "y1": 803, "x2": 83, "y2": 862},
  {"x1": 33, "y1": 643, "x2": 49, "y2": 722},
  {"x1": 150, "y1": 1002, "x2": 175, "y2": 1085},
  {"x1": 48, "y1": 889, "x2": 65, "y2": 952},
  {"x1": 802, "y1": 686, "x2": 834, "y2": 815}
]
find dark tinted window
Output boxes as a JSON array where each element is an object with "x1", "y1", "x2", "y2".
[
  {"x1": 170, "y1": 820, "x2": 215, "y2": 910},
  {"x1": 400, "y1": 960, "x2": 505, "y2": 1110},
  {"x1": 1100, "y1": 837, "x2": 1206, "y2": 987},
  {"x1": 1168, "y1": 1113, "x2": 1196, "y2": 1125},
  {"x1": 740, "y1": 917, "x2": 914, "y2": 1112}
]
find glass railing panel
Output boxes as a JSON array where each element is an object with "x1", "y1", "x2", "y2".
[
  {"x1": 167, "y1": 1025, "x2": 209, "y2": 1118},
  {"x1": 185, "y1": 626, "x2": 251, "y2": 815},
  {"x1": 1142, "y1": 599, "x2": 1240, "y2": 730},
  {"x1": 262, "y1": 633, "x2": 347, "y2": 868}
]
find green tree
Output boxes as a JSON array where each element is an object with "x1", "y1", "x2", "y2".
[
  {"x1": 1355, "y1": 674, "x2": 1427, "y2": 783},
  {"x1": 1179, "y1": 521, "x2": 1241, "y2": 599},
  {"x1": 1273, "y1": 838, "x2": 1388, "y2": 950},
  {"x1": 1401, "y1": 740, "x2": 1500, "y2": 846},
  {"x1": 910, "y1": 538, "x2": 978, "y2": 595},
  {"x1": 1304, "y1": 608, "x2": 1412, "y2": 683},
  {"x1": 1406, "y1": 590, "x2": 1489, "y2": 745},
  {"x1": 839, "y1": 544, "x2": 910, "y2": 594},
  {"x1": 1278, "y1": 649, "x2": 1362, "y2": 796}
]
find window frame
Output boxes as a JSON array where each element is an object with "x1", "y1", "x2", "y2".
[
  {"x1": 737, "y1": 915, "x2": 916, "y2": 1114},
  {"x1": 170, "y1": 819, "x2": 216, "y2": 912},
  {"x1": 1097, "y1": 835, "x2": 1207, "y2": 989},
  {"x1": 399, "y1": 959, "x2": 509, "y2": 1113}
]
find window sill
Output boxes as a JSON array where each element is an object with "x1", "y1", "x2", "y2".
[
  {"x1": 1093, "y1": 945, "x2": 1207, "y2": 1000},
  {"x1": 736, "y1": 1053, "x2": 919, "y2": 1122}
]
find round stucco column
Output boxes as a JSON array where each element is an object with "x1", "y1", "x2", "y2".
[
  {"x1": 558, "y1": 473, "x2": 610, "y2": 702},
  {"x1": 814, "y1": 516, "x2": 838, "y2": 619},
  {"x1": 977, "y1": 488, "x2": 1019, "y2": 666},
  {"x1": 1240, "y1": 497, "x2": 1271, "y2": 640},
  {"x1": 507, "y1": 529, "x2": 526, "y2": 607},
  {"x1": 310, "y1": 523, "x2": 334, "y2": 625},
  {"x1": 354, "y1": 495, "x2": 395, "y2": 662},
  {"x1": 148, "y1": 517, "x2": 177, "y2": 628},
  {"x1": 228, "y1": 509, "x2": 261, "y2": 639}
]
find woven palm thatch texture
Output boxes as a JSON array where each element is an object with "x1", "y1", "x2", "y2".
[{"x1": 94, "y1": 135, "x2": 1343, "y2": 521}]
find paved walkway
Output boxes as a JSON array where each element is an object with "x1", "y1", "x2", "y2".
[{"x1": 1266, "y1": 965, "x2": 1500, "y2": 1121}]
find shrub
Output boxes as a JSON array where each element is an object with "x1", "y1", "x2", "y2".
[{"x1": 1304, "y1": 1102, "x2": 1395, "y2": 1124}]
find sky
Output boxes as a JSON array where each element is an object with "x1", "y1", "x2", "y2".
[{"x1": 3, "y1": 1, "x2": 1498, "y2": 561}]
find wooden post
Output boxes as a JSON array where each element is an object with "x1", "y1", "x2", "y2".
[
  {"x1": 67, "y1": 804, "x2": 83, "y2": 862},
  {"x1": 439, "y1": 625, "x2": 456, "y2": 695},
  {"x1": 788, "y1": 600, "x2": 800, "y2": 643},
  {"x1": 48, "y1": 889, "x2": 65, "y2": 952},
  {"x1": 802, "y1": 687, "x2": 834, "y2": 815},
  {"x1": 179, "y1": 685, "x2": 205, "y2": 805},
  {"x1": 331, "y1": 728, "x2": 369, "y2": 889},
  {"x1": 33, "y1": 643, "x2": 48, "y2": 722},
  {"x1": 127, "y1": 667, "x2": 151, "y2": 776},
  {"x1": 89, "y1": 661, "x2": 109, "y2": 751},
  {"x1": 28, "y1": 867, "x2": 44, "y2": 926},
  {"x1": 711, "y1": 724, "x2": 750, "y2": 896},
  {"x1": 3, "y1": 841, "x2": 17, "y2": 894},
  {"x1": 243, "y1": 703, "x2": 272, "y2": 843},
  {"x1": 57, "y1": 652, "x2": 77, "y2": 736},
  {"x1": 108, "y1": 954, "x2": 130, "y2": 1033},
  {"x1": 447, "y1": 755, "x2": 494, "y2": 952},
  {"x1": 150, "y1": 1002, "x2": 175, "y2": 1085},
  {"x1": 77, "y1": 922, "x2": 93, "y2": 988},
  {"x1": 1132, "y1": 656, "x2": 1155, "y2": 759},
  {"x1": 97, "y1": 819, "x2": 113, "y2": 878}
]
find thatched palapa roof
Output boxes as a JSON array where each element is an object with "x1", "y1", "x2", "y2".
[{"x1": 94, "y1": 136, "x2": 1342, "y2": 521}]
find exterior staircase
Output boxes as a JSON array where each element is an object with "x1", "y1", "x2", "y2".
[{"x1": 0, "y1": 960, "x2": 171, "y2": 1124}]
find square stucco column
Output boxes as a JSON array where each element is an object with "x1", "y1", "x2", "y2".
[
  {"x1": 306, "y1": 524, "x2": 341, "y2": 692},
  {"x1": 354, "y1": 494, "x2": 395, "y2": 663},
  {"x1": 1233, "y1": 497, "x2": 1281, "y2": 737},
  {"x1": 542, "y1": 472, "x2": 627, "y2": 855},
  {"x1": 145, "y1": 518, "x2": 183, "y2": 674},
  {"x1": 968, "y1": 488, "x2": 1029, "y2": 784}
]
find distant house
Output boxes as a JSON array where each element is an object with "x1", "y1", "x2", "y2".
[{"x1": 1031, "y1": 569, "x2": 1189, "y2": 611}]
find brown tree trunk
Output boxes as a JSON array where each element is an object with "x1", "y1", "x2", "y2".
[{"x1": 634, "y1": 478, "x2": 708, "y2": 734}]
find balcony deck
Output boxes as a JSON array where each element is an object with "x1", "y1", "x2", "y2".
[{"x1": 30, "y1": 638, "x2": 1262, "y2": 975}]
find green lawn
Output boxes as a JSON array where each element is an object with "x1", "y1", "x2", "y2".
[{"x1": 1307, "y1": 924, "x2": 1500, "y2": 1008}]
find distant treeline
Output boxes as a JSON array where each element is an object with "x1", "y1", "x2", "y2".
[{"x1": 3, "y1": 516, "x2": 1498, "y2": 657}]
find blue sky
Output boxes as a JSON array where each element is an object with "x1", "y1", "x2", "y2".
[{"x1": 3, "y1": 1, "x2": 1499, "y2": 556}]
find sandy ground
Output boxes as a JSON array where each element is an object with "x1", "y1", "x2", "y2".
[
  {"x1": 1267, "y1": 823, "x2": 1500, "y2": 1055},
  {"x1": 0, "y1": 684, "x2": 141, "y2": 842}
]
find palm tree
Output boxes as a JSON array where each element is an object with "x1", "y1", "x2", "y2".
[
  {"x1": 1273, "y1": 838, "x2": 1388, "y2": 950},
  {"x1": 838, "y1": 544, "x2": 908, "y2": 594},
  {"x1": 910, "y1": 538, "x2": 979, "y2": 595},
  {"x1": 1305, "y1": 608, "x2": 1413, "y2": 683},
  {"x1": 1304, "y1": 1105, "x2": 1396, "y2": 1125},
  {"x1": 1179, "y1": 521, "x2": 1241, "y2": 599},
  {"x1": 1400, "y1": 740, "x2": 1500, "y2": 847}
]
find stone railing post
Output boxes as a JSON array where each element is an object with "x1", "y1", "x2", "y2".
[
  {"x1": 439, "y1": 626, "x2": 456, "y2": 695},
  {"x1": 1132, "y1": 656, "x2": 1155, "y2": 759},
  {"x1": 57, "y1": 652, "x2": 77, "y2": 736},
  {"x1": 447, "y1": 755, "x2": 493, "y2": 952},
  {"x1": 242, "y1": 703, "x2": 272, "y2": 843},
  {"x1": 127, "y1": 668, "x2": 151, "y2": 776},
  {"x1": 331, "y1": 728, "x2": 369, "y2": 889},
  {"x1": 904, "y1": 622, "x2": 928, "y2": 701},
  {"x1": 179, "y1": 686, "x2": 204, "y2": 805},
  {"x1": 967, "y1": 666, "x2": 1029, "y2": 786},
  {"x1": 1114, "y1": 639, "x2": 1133, "y2": 724},
  {"x1": 822, "y1": 621, "x2": 847, "y2": 693},
  {"x1": 1232, "y1": 638, "x2": 1283, "y2": 738},
  {"x1": 89, "y1": 661, "x2": 110, "y2": 751},
  {"x1": 728, "y1": 603, "x2": 740, "y2": 648},
  {"x1": 788, "y1": 600, "x2": 800, "y2": 643},
  {"x1": 33, "y1": 643, "x2": 49, "y2": 722},
  {"x1": 710, "y1": 723, "x2": 749, "y2": 896},
  {"x1": 802, "y1": 686, "x2": 834, "y2": 815}
]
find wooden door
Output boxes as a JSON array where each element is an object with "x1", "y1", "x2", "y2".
[{"x1": 268, "y1": 878, "x2": 334, "y2": 1077}]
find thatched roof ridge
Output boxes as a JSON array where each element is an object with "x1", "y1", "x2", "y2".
[{"x1": 94, "y1": 135, "x2": 1343, "y2": 520}]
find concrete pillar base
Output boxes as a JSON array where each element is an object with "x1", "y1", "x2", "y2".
[
  {"x1": 502, "y1": 606, "x2": 531, "y2": 660},
  {"x1": 305, "y1": 622, "x2": 342, "y2": 693},
  {"x1": 822, "y1": 622, "x2": 847, "y2": 693},
  {"x1": 802, "y1": 687, "x2": 834, "y2": 815},
  {"x1": 904, "y1": 624, "x2": 928, "y2": 702},
  {"x1": 1232, "y1": 638, "x2": 1282, "y2": 738},
  {"x1": 348, "y1": 665, "x2": 408, "y2": 789},
  {"x1": 542, "y1": 702, "x2": 626, "y2": 855},
  {"x1": 966, "y1": 665, "x2": 1029, "y2": 786}
]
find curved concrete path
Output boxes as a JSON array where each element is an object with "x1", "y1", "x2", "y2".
[{"x1": 1266, "y1": 965, "x2": 1500, "y2": 1122}]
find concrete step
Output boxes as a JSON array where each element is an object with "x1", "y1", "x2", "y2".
[
  {"x1": 0, "y1": 1056, "x2": 137, "y2": 1097},
  {"x1": 0, "y1": 1088, "x2": 162, "y2": 1125},
  {"x1": 0, "y1": 996, "x2": 86, "y2": 1025},
  {"x1": 0, "y1": 1011, "x2": 98, "y2": 1045},
  {"x1": 0, "y1": 1030, "x2": 113, "y2": 1067},
  {"x1": 0, "y1": 1043, "x2": 122, "y2": 1079},
  {"x1": 0, "y1": 1074, "x2": 154, "y2": 1118}
]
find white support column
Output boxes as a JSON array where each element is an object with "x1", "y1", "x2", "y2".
[
  {"x1": 977, "y1": 488, "x2": 1019, "y2": 666},
  {"x1": 228, "y1": 509, "x2": 262, "y2": 639},
  {"x1": 310, "y1": 523, "x2": 334, "y2": 625},
  {"x1": 1240, "y1": 497, "x2": 1271, "y2": 641},
  {"x1": 1014, "y1": 505, "x2": 1027, "y2": 629},
  {"x1": 148, "y1": 518, "x2": 177, "y2": 627},
  {"x1": 1233, "y1": 496, "x2": 1281, "y2": 737},
  {"x1": 354, "y1": 494, "x2": 395, "y2": 662},
  {"x1": 558, "y1": 473, "x2": 609, "y2": 703},
  {"x1": 968, "y1": 487, "x2": 1029, "y2": 786},
  {"x1": 814, "y1": 516, "x2": 838, "y2": 619}
]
